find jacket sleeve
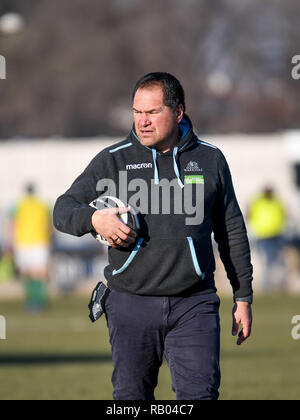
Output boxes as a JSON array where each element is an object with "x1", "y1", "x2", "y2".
[
  {"x1": 212, "y1": 150, "x2": 253, "y2": 300},
  {"x1": 53, "y1": 151, "x2": 106, "y2": 237}
]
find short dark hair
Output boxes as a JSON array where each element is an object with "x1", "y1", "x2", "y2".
[
  {"x1": 25, "y1": 182, "x2": 35, "y2": 195},
  {"x1": 132, "y1": 72, "x2": 186, "y2": 112}
]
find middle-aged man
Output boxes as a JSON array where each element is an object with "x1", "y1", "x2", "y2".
[{"x1": 53, "y1": 72, "x2": 253, "y2": 400}]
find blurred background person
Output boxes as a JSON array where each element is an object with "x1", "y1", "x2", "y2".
[
  {"x1": 0, "y1": 246, "x2": 15, "y2": 285},
  {"x1": 0, "y1": 208, "x2": 15, "y2": 285},
  {"x1": 248, "y1": 186, "x2": 286, "y2": 293},
  {"x1": 12, "y1": 183, "x2": 52, "y2": 312}
]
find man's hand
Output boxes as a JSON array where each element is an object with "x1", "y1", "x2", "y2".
[
  {"x1": 232, "y1": 302, "x2": 252, "y2": 345},
  {"x1": 91, "y1": 207, "x2": 137, "y2": 248}
]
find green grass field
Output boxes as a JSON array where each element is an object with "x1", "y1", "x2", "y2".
[{"x1": 0, "y1": 294, "x2": 300, "y2": 400}]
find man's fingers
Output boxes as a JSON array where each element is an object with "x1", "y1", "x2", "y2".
[
  {"x1": 117, "y1": 216, "x2": 137, "y2": 239},
  {"x1": 232, "y1": 303, "x2": 252, "y2": 345},
  {"x1": 107, "y1": 238, "x2": 118, "y2": 248},
  {"x1": 108, "y1": 226, "x2": 137, "y2": 248},
  {"x1": 243, "y1": 323, "x2": 251, "y2": 338},
  {"x1": 232, "y1": 320, "x2": 251, "y2": 343},
  {"x1": 237, "y1": 329, "x2": 249, "y2": 345},
  {"x1": 237, "y1": 330, "x2": 245, "y2": 345},
  {"x1": 236, "y1": 324, "x2": 251, "y2": 345},
  {"x1": 232, "y1": 319, "x2": 239, "y2": 336},
  {"x1": 118, "y1": 227, "x2": 137, "y2": 241},
  {"x1": 108, "y1": 207, "x2": 137, "y2": 242},
  {"x1": 117, "y1": 228, "x2": 136, "y2": 242},
  {"x1": 115, "y1": 206, "x2": 131, "y2": 214},
  {"x1": 114, "y1": 207, "x2": 137, "y2": 239},
  {"x1": 93, "y1": 207, "x2": 138, "y2": 248},
  {"x1": 116, "y1": 230, "x2": 129, "y2": 241}
]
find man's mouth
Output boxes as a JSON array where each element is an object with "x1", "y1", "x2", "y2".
[{"x1": 140, "y1": 130, "x2": 153, "y2": 135}]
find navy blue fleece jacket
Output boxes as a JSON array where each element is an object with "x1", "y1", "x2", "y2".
[{"x1": 53, "y1": 115, "x2": 253, "y2": 301}]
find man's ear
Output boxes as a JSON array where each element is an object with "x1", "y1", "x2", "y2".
[{"x1": 176, "y1": 105, "x2": 184, "y2": 123}]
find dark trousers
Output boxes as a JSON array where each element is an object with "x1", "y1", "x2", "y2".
[{"x1": 105, "y1": 290, "x2": 221, "y2": 400}]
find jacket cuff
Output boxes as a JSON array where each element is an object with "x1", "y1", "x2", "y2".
[
  {"x1": 234, "y1": 294, "x2": 253, "y2": 304},
  {"x1": 82, "y1": 206, "x2": 98, "y2": 233}
]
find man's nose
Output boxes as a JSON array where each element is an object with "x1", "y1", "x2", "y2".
[{"x1": 140, "y1": 113, "x2": 151, "y2": 126}]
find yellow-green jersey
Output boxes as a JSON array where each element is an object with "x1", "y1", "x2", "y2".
[
  {"x1": 14, "y1": 196, "x2": 51, "y2": 247},
  {"x1": 248, "y1": 195, "x2": 285, "y2": 239}
]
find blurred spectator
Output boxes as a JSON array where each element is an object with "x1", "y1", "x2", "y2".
[
  {"x1": 0, "y1": 212, "x2": 15, "y2": 284},
  {"x1": 0, "y1": 249, "x2": 14, "y2": 284},
  {"x1": 248, "y1": 186, "x2": 286, "y2": 293},
  {"x1": 12, "y1": 183, "x2": 52, "y2": 312}
]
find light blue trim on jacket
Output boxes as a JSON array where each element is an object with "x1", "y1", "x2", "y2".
[
  {"x1": 187, "y1": 237, "x2": 205, "y2": 280},
  {"x1": 109, "y1": 142, "x2": 133, "y2": 153},
  {"x1": 173, "y1": 147, "x2": 184, "y2": 188},
  {"x1": 112, "y1": 237, "x2": 144, "y2": 275},
  {"x1": 151, "y1": 148, "x2": 159, "y2": 185},
  {"x1": 197, "y1": 140, "x2": 217, "y2": 149}
]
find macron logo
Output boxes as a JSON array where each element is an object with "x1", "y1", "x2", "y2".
[{"x1": 126, "y1": 163, "x2": 153, "y2": 170}]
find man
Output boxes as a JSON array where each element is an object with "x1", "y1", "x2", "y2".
[
  {"x1": 248, "y1": 186, "x2": 286, "y2": 292},
  {"x1": 54, "y1": 72, "x2": 253, "y2": 400},
  {"x1": 13, "y1": 183, "x2": 51, "y2": 312}
]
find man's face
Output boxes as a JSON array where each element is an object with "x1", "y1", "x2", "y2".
[{"x1": 133, "y1": 84, "x2": 183, "y2": 151}]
